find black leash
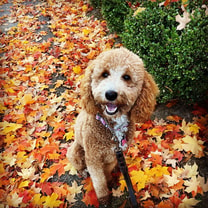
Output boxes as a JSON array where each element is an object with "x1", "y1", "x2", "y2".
[
  {"x1": 96, "y1": 113, "x2": 139, "y2": 208},
  {"x1": 115, "y1": 148, "x2": 139, "y2": 208}
]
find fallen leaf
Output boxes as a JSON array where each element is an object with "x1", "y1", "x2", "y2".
[
  {"x1": 184, "y1": 176, "x2": 200, "y2": 194},
  {"x1": 164, "y1": 172, "x2": 180, "y2": 187},
  {"x1": 82, "y1": 190, "x2": 99, "y2": 207},
  {"x1": 182, "y1": 135, "x2": 203, "y2": 155},
  {"x1": 68, "y1": 181, "x2": 83, "y2": 195},
  {"x1": 112, "y1": 187, "x2": 124, "y2": 197},
  {"x1": 18, "y1": 180, "x2": 30, "y2": 188},
  {"x1": 0, "y1": 121, "x2": 23, "y2": 135},
  {"x1": 43, "y1": 193, "x2": 63, "y2": 208},
  {"x1": 180, "y1": 120, "x2": 200, "y2": 135},
  {"x1": 20, "y1": 93, "x2": 35, "y2": 105},
  {"x1": 157, "y1": 200, "x2": 174, "y2": 208},
  {"x1": 178, "y1": 196, "x2": 199, "y2": 208},
  {"x1": 73, "y1": 66, "x2": 82, "y2": 74},
  {"x1": 130, "y1": 170, "x2": 148, "y2": 191},
  {"x1": 7, "y1": 192, "x2": 23, "y2": 207},
  {"x1": 176, "y1": 6, "x2": 191, "y2": 30}
]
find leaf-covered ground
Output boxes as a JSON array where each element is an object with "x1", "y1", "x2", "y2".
[{"x1": 0, "y1": 0, "x2": 208, "y2": 207}]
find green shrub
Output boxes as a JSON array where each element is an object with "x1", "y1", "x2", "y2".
[
  {"x1": 101, "y1": 0, "x2": 130, "y2": 33},
  {"x1": 89, "y1": 0, "x2": 102, "y2": 9},
  {"x1": 122, "y1": 2, "x2": 208, "y2": 103}
]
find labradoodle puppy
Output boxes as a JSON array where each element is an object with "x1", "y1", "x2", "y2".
[{"x1": 67, "y1": 47, "x2": 159, "y2": 206}]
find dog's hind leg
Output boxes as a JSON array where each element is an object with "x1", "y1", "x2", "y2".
[
  {"x1": 104, "y1": 161, "x2": 118, "y2": 189},
  {"x1": 67, "y1": 142, "x2": 87, "y2": 175}
]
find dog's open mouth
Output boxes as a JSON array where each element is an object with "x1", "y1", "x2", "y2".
[{"x1": 105, "y1": 103, "x2": 118, "y2": 115}]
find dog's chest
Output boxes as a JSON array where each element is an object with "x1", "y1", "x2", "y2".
[{"x1": 111, "y1": 115, "x2": 129, "y2": 150}]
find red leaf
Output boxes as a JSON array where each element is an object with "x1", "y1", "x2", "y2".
[
  {"x1": 170, "y1": 192, "x2": 182, "y2": 207},
  {"x1": 140, "y1": 120, "x2": 154, "y2": 130},
  {"x1": 173, "y1": 151, "x2": 184, "y2": 162},
  {"x1": 19, "y1": 190, "x2": 32, "y2": 204},
  {"x1": 40, "y1": 182, "x2": 53, "y2": 195},
  {"x1": 192, "y1": 104, "x2": 207, "y2": 116},
  {"x1": 82, "y1": 190, "x2": 99, "y2": 207}
]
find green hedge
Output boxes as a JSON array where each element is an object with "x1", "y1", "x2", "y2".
[
  {"x1": 101, "y1": 0, "x2": 130, "y2": 33},
  {"x1": 89, "y1": 0, "x2": 208, "y2": 103}
]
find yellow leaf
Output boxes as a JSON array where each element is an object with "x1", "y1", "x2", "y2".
[
  {"x1": 83, "y1": 28, "x2": 91, "y2": 36},
  {"x1": 19, "y1": 180, "x2": 30, "y2": 188},
  {"x1": 0, "y1": 162, "x2": 5, "y2": 174},
  {"x1": 21, "y1": 93, "x2": 35, "y2": 105},
  {"x1": 64, "y1": 131, "x2": 74, "y2": 141},
  {"x1": 119, "y1": 178, "x2": 127, "y2": 192},
  {"x1": 145, "y1": 165, "x2": 170, "y2": 183},
  {"x1": 188, "y1": 124, "x2": 200, "y2": 135},
  {"x1": 182, "y1": 0, "x2": 188, "y2": 4},
  {"x1": 72, "y1": 66, "x2": 82, "y2": 74},
  {"x1": 133, "y1": 7, "x2": 146, "y2": 16},
  {"x1": 82, "y1": 5, "x2": 88, "y2": 12},
  {"x1": 147, "y1": 126, "x2": 164, "y2": 137},
  {"x1": 180, "y1": 120, "x2": 200, "y2": 135},
  {"x1": 130, "y1": 170, "x2": 147, "y2": 191},
  {"x1": 32, "y1": 194, "x2": 46, "y2": 206},
  {"x1": 0, "y1": 121, "x2": 23, "y2": 135},
  {"x1": 43, "y1": 193, "x2": 63, "y2": 208},
  {"x1": 5, "y1": 88, "x2": 15, "y2": 94},
  {"x1": 40, "y1": 168, "x2": 51, "y2": 183},
  {"x1": 4, "y1": 134, "x2": 16, "y2": 146},
  {"x1": 0, "y1": 103, "x2": 7, "y2": 113},
  {"x1": 48, "y1": 152, "x2": 61, "y2": 159}
]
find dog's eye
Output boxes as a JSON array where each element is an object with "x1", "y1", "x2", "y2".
[
  {"x1": 122, "y1": 74, "x2": 131, "y2": 81},
  {"x1": 102, "y1": 71, "x2": 109, "y2": 78}
]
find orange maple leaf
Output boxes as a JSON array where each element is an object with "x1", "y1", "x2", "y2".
[
  {"x1": 50, "y1": 163, "x2": 65, "y2": 177},
  {"x1": 82, "y1": 190, "x2": 99, "y2": 207},
  {"x1": 142, "y1": 199, "x2": 154, "y2": 208},
  {"x1": 149, "y1": 153, "x2": 163, "y2": 166},
  {"x1": 157, "y1": 200, "x2": 174, "y2": 208}
]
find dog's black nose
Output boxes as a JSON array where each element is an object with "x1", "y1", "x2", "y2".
[{"x1": 105, "y1": 90, "x2": 118, "y2": 101}]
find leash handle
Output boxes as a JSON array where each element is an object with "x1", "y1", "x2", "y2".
[{"x1": 116, "y1": 150, "x2": 139, "y2": 208}]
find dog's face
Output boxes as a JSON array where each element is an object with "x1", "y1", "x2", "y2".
[{"x1": 90, "y1": 48, "x2": 145, "y2": 119}]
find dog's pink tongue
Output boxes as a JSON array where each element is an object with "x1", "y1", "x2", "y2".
[{"x1": 106, "y1": 103, "x2": 117, "y2": 114}]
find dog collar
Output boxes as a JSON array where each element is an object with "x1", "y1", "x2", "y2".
[{"x1": 95, "y1": 113, "x2": 128, "y2": 150}]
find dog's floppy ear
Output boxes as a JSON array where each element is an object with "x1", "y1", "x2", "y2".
[
  {"x1": 130, "y1": 71, "x2": 159, "y2": 123},
  {"x1": 80, "y1": 62, "x2": 99, "y2": 115}
]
